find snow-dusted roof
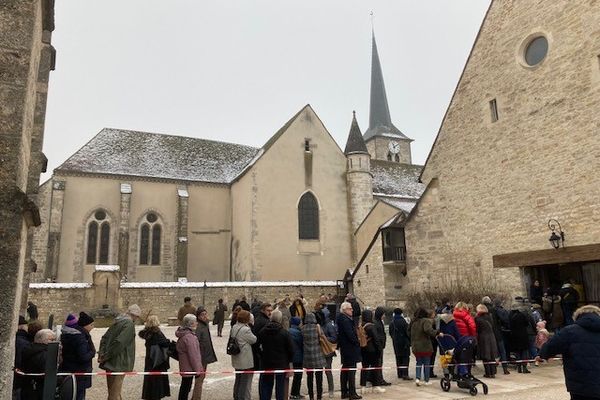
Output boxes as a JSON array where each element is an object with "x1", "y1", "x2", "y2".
[
  {"x1": 375, "y1": 195, "x2": 418, "y2": 213},
  {"x1": 56, "y1": 128, "x2": 260, "y2": 184},
  {"x1": 371, "y1": 160, "x2": 425, "y2": 199}
]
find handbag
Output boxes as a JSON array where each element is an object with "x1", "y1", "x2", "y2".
[
  {"x1": 150, "y1": 344, "x2": 169, "y2": 369},
  {"x1": 227, "y1": 326, "x2": 241, "y2": 355},
  {"x1": 317, "y1": 325, "x2": 336, "y2": 357}
]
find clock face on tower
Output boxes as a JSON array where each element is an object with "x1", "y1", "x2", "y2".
[{"x1": 388, "y1": 140, "x2": 400, "y2": 154}]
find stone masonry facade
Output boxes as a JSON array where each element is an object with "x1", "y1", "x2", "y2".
[{"x1": 404, "y1": 0, "x2": 600, "y2": 300}]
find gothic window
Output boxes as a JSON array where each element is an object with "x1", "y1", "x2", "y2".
[
  {"x1": 394, "y1": 154, "x2": 400, "y2": 162},
  {"x1": 387, "y1": 152, "x2": 393, "y2": 161},
  {"x1": 298, "y1": 192, "x2": 319, "y2": 240},
  {"x1": 139, "y1": 212, "x2": 162, "y2": 265},
  {"x1": 86, "y1": 210, "x2": 110, "y2": 265}
]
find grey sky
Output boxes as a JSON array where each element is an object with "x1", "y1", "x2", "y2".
[{"x1": 43, "y1": 0, "x2": 490, "y2": 180}]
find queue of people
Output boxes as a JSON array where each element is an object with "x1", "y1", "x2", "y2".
[{"x1": 12, "y1": 291, "x2": 599, "y2": 400}]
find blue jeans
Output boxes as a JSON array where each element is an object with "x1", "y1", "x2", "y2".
[
  {"x1": 259, "y1": 373, "x2": 286, "y2": 400},
  {"x1": 415, "y1": 356, "x2": 430, "y2": 382},
  {"x1": 528, "y1": 336, "x2": 538, "y2": 360},
  {"x1": 497, "y1": 340, "x2": 508, "y2": 366}
]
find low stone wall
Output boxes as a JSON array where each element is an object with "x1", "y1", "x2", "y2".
[{"x1": 28, "y1": 277, "x2": 340, "y2": 325}]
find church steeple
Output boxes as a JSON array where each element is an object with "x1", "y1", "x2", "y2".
[{"x1": 363, "y1": 31, "x2": 410, "y2": 142}]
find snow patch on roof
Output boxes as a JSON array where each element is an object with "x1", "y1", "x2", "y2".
[
  {"x1": 371, "y1": 160, "x2": 425, "y2": 199},
  {"x1": 57, "y1": 128, "x2": 260, "y2": 184},
  {"x1": 121, "y1": 280, "x2": 338, "y2": 289},
  {"x1": 95, "y1": 265, "x2": 120, "y2": 272}
]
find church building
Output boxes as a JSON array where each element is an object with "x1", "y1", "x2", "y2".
[
  {"x1": 353, "y1": 0, "x2": 600, "y2": 306},
  {"x1": 31, "y1": 33, "x2": 424, "y2": 284}
]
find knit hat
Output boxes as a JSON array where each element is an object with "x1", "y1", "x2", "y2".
[
  {"x1": 65, "y1": 313, "x2": 78, "y2": 326},
  {"x1": 127, "y1": 304, "x2": 142, "y2": 317},
  {"x1": 78, "y1": 312, "x2": 94, "y2": 327},
  {"x1": 290, "y1": 316, "x2": 301, "y2": 326},
  {"x1": 271, "y1": 309, "x2": 283, "y2": 323},
  {"x1": 482, "y1": 296, "x2": 492, "y2": 304},
  {"x1": 18, "y1": 315, "x2": 27, "y2": 326}
]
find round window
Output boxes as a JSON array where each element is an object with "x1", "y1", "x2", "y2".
[
  {"x1": 524, "y1": 36, "x2": 548, "y2": 66},
  {"x1": 94, "y1": 210, "x2": 106, "y2": 220},
  {"x1": 146, "y1": 213, "x2": 158, "y2": 223}
]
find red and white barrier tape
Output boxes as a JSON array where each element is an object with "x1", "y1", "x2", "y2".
[{"x1": 14, "y1": 357, "x2": 562, "y2": 377}]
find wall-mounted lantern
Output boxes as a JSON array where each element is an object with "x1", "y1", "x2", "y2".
[{"x1": 548, "y1": 219, "x2": 565, "y2": 249}]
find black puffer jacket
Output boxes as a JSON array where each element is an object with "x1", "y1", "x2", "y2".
[
  {"x1": 374, "y1": 307, "x2": 387, "y2": 350},
  {"x1": 60, "y1": 325, "x2": 96, "y2": 389},
  {"x1": 258, "y1": 321, "x2": 294, "y2": 369},
  {"x1": 21, "y1": 343, "x2": 48, "y2": 400},
  {"x1": 539, "y1": 311, "x2": 600, "y2": 398}
]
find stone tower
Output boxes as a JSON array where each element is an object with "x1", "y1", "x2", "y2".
[
  {"x1": 345, "y1": 111, "x2": 373, "y2": 237},
  {"x1": 364, "y1": 31, "x2": 413, "y2": 164}
]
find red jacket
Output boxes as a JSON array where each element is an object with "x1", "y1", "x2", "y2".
[{"x1": 453, "y1": 309, "x2": 476, "y2": 337}]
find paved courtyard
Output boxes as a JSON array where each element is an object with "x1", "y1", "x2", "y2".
[{"x1": 85, "y1": 324, "x2": 569, "y2": 400}]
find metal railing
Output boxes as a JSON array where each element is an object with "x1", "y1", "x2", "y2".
[{"x1": 383, "y1": 246, "x2": 406, "y2": 262}]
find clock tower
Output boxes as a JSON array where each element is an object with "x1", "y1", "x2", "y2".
[{"x1": 363, "y1": 30, "x2": 413, "y2": 164}]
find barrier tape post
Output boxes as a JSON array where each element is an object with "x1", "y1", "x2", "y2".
[{"x1": 42, "y1": 342, "x2": 59, "y2": 400}]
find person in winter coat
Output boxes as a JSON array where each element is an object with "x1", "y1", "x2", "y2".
[
  {"x1": 537, "y1": 305, "x2": 600, "y2": 400},
  {"x1": 509, "y1": 306, "x2": 531, "y2": 373},
  {"x1": 258, "y1": 310, "x2": 294, "y2": 400},
  {"x1": 373, "y1": 307, "x2": 391, "y2": 386},
  {"x1": 543, "y1": 290, "x2": 565, "y2": 331},
  {"x1": 99, "y1": 304, "x2": 140, "y2": 400},
  {"x1": 213, "y1": 299, "x2": 228, "y2": 337},
  {"x1": 252, "y1": 302, "x2": 273, "y2": 373},
  {"x1": 230, "y1": 310, "x2": 257, "y2": 400},
  {"x1": 389, "y1": 308, "x2": 411, "y2": 380},
  {"x1": 290, "y1": 299, "x2": 307, "y2": 323},
  {"x1": 409, "y1": 308, "x2": 441, "y2": 386},
  {"x1": 534, "y1": 320, "x2": 550, "y2": 366},
  {"x1": 27, "y1": 301, "x2": 39, "y2": 321},
  {"x1": 13, "y1": 316, "x2": 32, "y2": 400},
  {"x1": 302, "y1": 313, "x2": 327, "y2": 400},
  {"x1": 474, "y1": 304, "x2": 498, "y2": 378},
  {"x1": 277, "y1": 300, "x2": 292, "y2": 330},
  {"x1": 559, "y1": 281, "x2": 580, "y2": 326},
  {"x1": 323, "y1": 312, "x2": 338, "y2": 397},
  {"x1": 337, "y1": 301, "x2": 362, "y2": 400},
  {"x1": 359, "y1": 310, "x2": 386, "y2": 394},
  {"x1": 138, "y1": 315, "x2": 170, "y2": 400},
  {"x1": 178, "y1": 297, "x2": 197, "y2": 324},
  {"x1": 346, "y1": 294, "x2": 362, "y2": 327},
  {"x1": 491, "y1": 300, "x2": 511, "y2": 374},
  {"x1": 176, "y1": 314, "x2": 204, "y2": 400},
  {"x1": 289, "y1": 316, "x2": 304, "y2": 400},
  {"x1": 453, "y1": 302, "x2": 476, "y2": 338},
  {"x1": 21, "y1": 329, "x2": 56, "y2": 400},
  {"x1": 529, "y1": 280, "x2": 544, "y2": 307},
  {"x1": 195, "y1": 307, "x2": 217, "y2": 398},
  {"x1": 60, "y1": 313, "x2": 96, "y2": 400},
  {"x1": 437, "y1": 311, "x2": 461, "y2": 354}
]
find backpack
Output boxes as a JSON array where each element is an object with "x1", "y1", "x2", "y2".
[
  {"x1": 357, "y1": 323, "x2": 372, "y2": 348},
  {"x1": 167, "y1": 340, "x2": 179, "y2": 361},
  {"x1": 226, "y1": 327, "x2": 241, "y2": 355}
]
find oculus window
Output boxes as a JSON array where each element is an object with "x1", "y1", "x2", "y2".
[{"x1": 524, "y1": 36, "x2": 548, "y2": 66}]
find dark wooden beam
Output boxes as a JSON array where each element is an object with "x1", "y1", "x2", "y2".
[{"x1": 493, "y1": 243, "x2": 600, "y2": 268}]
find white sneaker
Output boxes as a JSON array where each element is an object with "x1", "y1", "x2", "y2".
[
  {"x1": 373, "y1": 386, "x2": 386, "y2": 393},
  {"x1": 415, "y1": 379, "x2": 421, "y2": 386},
  {"x1": 424, "y1": 381, "x2": 433, "y2": 386}
]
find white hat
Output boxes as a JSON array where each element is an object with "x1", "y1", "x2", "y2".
[{"x1": 128, "y1": 304, "x2": 142, "y2": 317}]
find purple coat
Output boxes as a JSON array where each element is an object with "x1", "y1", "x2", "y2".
[{"x1": 176, "y1": 327, "x2": 203, "y2": 374}]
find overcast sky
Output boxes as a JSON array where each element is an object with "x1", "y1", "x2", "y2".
[{"x1": 42, "y1": 0, "x2": 491, "y2": 180}]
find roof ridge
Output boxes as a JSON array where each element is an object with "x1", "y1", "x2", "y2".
[{"x1": 100, "y1": 127, "x2": 260, "y2": 149}]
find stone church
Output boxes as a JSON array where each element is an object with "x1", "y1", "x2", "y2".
[
  {"x1": 32, "y1": 33, "x2": 424, "y2": 284},
  {"x1": 354, "y1": 0, "x2": 600, "y2": 307}
]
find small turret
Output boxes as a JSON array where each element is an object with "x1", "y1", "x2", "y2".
[{"x1": 345, "y1": 111, "x2": 373, "y2": 236}]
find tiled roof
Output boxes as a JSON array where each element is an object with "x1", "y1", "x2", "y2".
[
  {"x1": 371, "y1": 160, "x2": 425, "y2": 199},
  {"x1": 56, "y1": 128, "x2": 260, "y2": 184}
]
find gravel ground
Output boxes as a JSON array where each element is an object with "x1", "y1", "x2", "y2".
[{"x1": 83, "y1": 324, "x2": 569, "y2": 400}]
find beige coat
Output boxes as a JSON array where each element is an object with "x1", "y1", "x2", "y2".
[{"x1": 230, "y1": 323, "x2": 257, "y2": 370}]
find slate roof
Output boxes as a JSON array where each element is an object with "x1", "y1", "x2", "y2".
[
  {"x1": 363, "y1": 33, "x2": 411, "y2": 142},
  {"x1": 344, "y1": 112, "x2": 368, "y2": 154},
  {"x1": 56, "y1": 128, "x2": 260, "y2": 184},
  {"x1": 375, "y1": 196, "x2": 418, "y2": 213},
  {"x1": 371, "y1": 159, "x2": 425, "y2": 199}
]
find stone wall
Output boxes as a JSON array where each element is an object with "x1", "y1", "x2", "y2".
[{"x1": 28, "y1": 275, "x2": 340, "y2": 324}]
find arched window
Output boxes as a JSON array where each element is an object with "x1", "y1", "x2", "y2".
[
  {"x1": 298, "y1": 192, "x2": 319, "y2": 240},
  {"x1": 139, "y1": 212, "x2": 162, "y2": 265},
  {"x1": 86, "y1": 210, "x2": 111, "y2": 265},
  {"x1": 387, "y1": 152, "x2": 393, "y2": 161},
  {"x1": 394, "y1": 154, "x2": 400, "y2": 162}
]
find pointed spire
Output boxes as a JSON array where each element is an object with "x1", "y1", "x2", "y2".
[
  {"x1": 363, "y1": 30, "x2": 410, "y2": 141},
  {"x1": 344, "y1": 110, "x2": 369, "y2": 155}
]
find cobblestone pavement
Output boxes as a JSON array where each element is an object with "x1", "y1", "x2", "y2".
[{"x1": 85, "y1": 324, "x2": 569, "y2": 400}]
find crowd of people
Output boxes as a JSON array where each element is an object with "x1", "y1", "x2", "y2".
[{"x1": 11, "y1": 287, "x2": 600, "y2": 400}]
